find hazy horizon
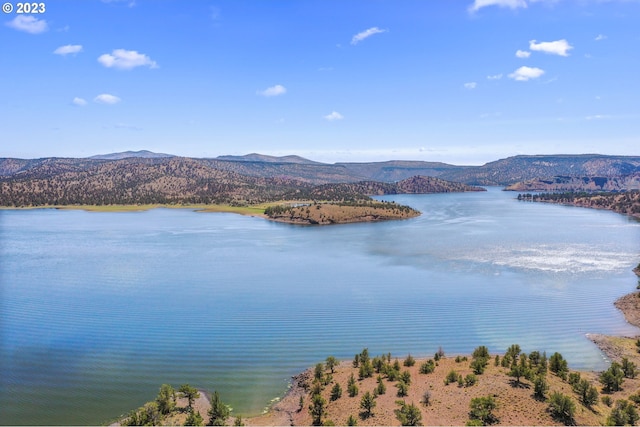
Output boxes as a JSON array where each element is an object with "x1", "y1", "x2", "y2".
[{"x1": 5, "y1": 149, "x2": 640, "y2": 167}]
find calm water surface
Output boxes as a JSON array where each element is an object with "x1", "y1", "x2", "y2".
[{"x1": 2, "y1": 188, "x2": 640, "y2": 425}]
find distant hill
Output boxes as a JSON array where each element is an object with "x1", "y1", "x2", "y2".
[
  {"x1": 505, "y1": 172, "x2": 640, "y2": 192},
  {"x1": 0, "y1": 157, "x2": 311, "y2": 206},
  {"x1": 216, "y1": 153, "x2": 321, "y2": 165},
  {"x1": 2, "y1": 152, "x2": 640, "y2": 194},
  {"x1": 438, "y1": 154, "x2": 640, "y2": 185},
  {"x1": 88, "y1": 150, "x2": 174, "y2": 160},
  {"x1": 281, "y1": 176, "x2": 485, "y2": 201},
  {"x1": 336, "y1": 160, "x2": 466, "y2": 182}
]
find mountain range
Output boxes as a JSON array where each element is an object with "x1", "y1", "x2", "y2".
[
  {"x1": 3, "y1": 152, "x2": 640, "y2": 185},
  {"x1": 1, "y1": 152, "x2": 639, "y2": 207}
]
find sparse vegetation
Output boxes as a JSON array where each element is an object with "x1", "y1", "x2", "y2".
[
  {"x1": 606, "y1": 400, "x2": 639, "y2": 426},
  {"x1": 395, "y1": 401, "x2": 422, "y2": 426},
  {"x1": 468, "y1": 395, "x2": 498, "y2": 425},
  {"x1": 548, "y1": 392, "x2": 576, "y2": 425},
  {"x1": 600, "y1": 362, "x2": 625, "y2": 393}
]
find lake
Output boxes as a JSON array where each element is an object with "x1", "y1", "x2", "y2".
[{"x1": 1, "y1": 188, "x2": 639, "y2": 425}]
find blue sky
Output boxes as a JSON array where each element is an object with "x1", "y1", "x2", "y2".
[{"x1": 2, "y1": 0, "x2": 639, "y2": 164}]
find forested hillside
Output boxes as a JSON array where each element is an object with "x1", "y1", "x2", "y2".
[
  {"x1": 2, "y1": 153, "x2": 639, "y2": 186},
  {"x1": 0, "y1": 157, "x2": 482, "y2": 208}
]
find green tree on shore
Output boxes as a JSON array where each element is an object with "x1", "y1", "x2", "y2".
[
  {"x1": 207, "y1": 391, "x2": 230, "y2": 426},
  {"x1": 156, "y1": 384, "x2": 176, "y2": 415},
  {"x1": 600, "y1": 362, "x2": 625, "y2": 393},
  {"x1": 549, "y1": 352, "x2": 569, "y2": 379},
  {"x1": 179, "y1": 384, "x2": 200, "y2": 412},
  {"x1": 359, "y1": 391, "x2": 376, "y2": 419},
  {"x1": 326, "y1": 356, "x2": 338, "y2": 374},
  {"x1": 309, "y1": 393, "x2": 326, "y2": 426},
  {"x1": 347, "y1": 373, "x2": 359, "y2": 397},
  {"x1": 185, "y1": 410, "x2": 204, "y2": 426}
]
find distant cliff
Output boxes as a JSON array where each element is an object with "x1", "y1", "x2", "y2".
[
  {"x1": 438, "y1": 154, "x2": 640, "y2": 186},
  {"x1": 520, "y1": 191, "x2": 640, "y2": 218},
  {"x1": 505, "y1": 173, "x2": 640, "y2": 192}
]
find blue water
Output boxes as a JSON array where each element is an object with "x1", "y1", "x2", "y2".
[{"x1": 1, "y1": 188, "x2": 639, "y2": 425}]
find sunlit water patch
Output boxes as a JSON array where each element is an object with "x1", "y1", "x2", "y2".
[{"x1": 1, "y1": 188, "x2": 639, "y2": 425}]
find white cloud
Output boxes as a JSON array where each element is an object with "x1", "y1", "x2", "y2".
[
  {"x1": 508, "y1": 66, "x2": 545, "y2": 81},
  {"x1": 54, "y1": 45, "x2": 83, "y2": 56},
  {"x1": 529, "y1": 39, "x2": 573, "y2": 56},
  {"x1": 94, "y1": 94, "x2": 121, "y2": 104},
  {"x1": 72, "y1": 97, "x2": 87, "y2": 106},
  {"x1": 595, "y1": 34, "x2": 607, "y2": 41},
  {"x1": 5, "y1": 16, "x2": 48, "y2": 34},
  {"x1": 257, "y1": 84, "x2": 287, "y2": 97},
  {"x1": 585, "y1": 114, "x2": 612, "y2": 120},
  {"x1": 98, "y1": 49, "x2": 158, "y2": 70},
  {"x1": 468, "y1": 0, "x2": 527, "y2": 13},
  {"x1": 487, "y1": 74, "x2": 503, "y2": 80},
  {"x1": 101, "y1": 0, "x2": 136, "y2": 7},
  {"x1": 351, "y1": 27, "x2": 387, "y2": 45},
  {"x1": 515, "y1": 49, "x2": 531, "y2": 58},
  {"x1": 324, "y1": 111, "x2": 344, "y2": 121},
  {"x1": 464, "y1": 82, "x2": 477, "y2": 89}
]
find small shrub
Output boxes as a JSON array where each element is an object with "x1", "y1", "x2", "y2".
[
  {"x1": 396, "y1": 380, "x2": 409, "y2": 397},
  {"x1": 419, "y1": 359, "x2": 436, "y2": 374},
  {"x1": 469, "y1": 395, "x2": 498, "y2": 425},
  {"x1": 472, "y1": 346, "x2": 490, "y2": 359},
  {"x1": 607, "y1": 400, "x2": 639, "y2": 426},
  {"x1": 622, "y1": 357, "x2": 637, "y2": 379},
  {"x1": 444, "y1": 370, "x2": 459, "y2": 385},
  {"x1": 600, "y1": 362, "x2": 625, "y2": 393},
  {"x1": 548, "y1": 392, "x2": 575, "y2": 425},
  {"x1": 330, "y1": 383, "x2": 342, "y2": 401},
  {"x1": 347, "y1": 373, "x2": 358, "y2": 397},
  {"x1": 404, "y1": 354, "x2": 416, "y2": 367},
  {"x1": 533, "y1": 375, "x2": 548, "y2": 400},
  {"x1": 422, "y1": 390, "x2": 431, "y2": 406},
  {"x1": 464, "y1": 374, "x2": 477, "y2": 387},
  {"x1": 629, "y1": 394, "x2": 640, "y2": 405},
  {"x1": 395, "y1": 401, "x2": 422, "y2": 426}
]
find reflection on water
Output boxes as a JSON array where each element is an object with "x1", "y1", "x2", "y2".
[{"x1": 1, "y1": 188, "x2": 639, "y2": 424}]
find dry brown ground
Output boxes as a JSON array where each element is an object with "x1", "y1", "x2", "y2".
[{"x1": 249, "y1": 354, "x2": 627, "y2": 426}]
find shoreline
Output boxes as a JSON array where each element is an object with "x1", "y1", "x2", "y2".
[
  {"x1": 0, "y1": 201, "x2": 422, "y2": 225},
  {"x1": 244, "y1": 266, "x2": 640, "y2": 426},
  {"x1": 0, "y1": 203, "x2": 271, "y2": 216}
]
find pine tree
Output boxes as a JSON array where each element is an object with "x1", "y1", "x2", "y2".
[{"x1": 207, "y1": 391, "x2": 230, "y2": 426}]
